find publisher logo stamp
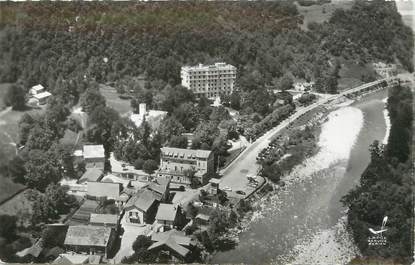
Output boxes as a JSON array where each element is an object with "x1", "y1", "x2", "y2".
[{"x1": 368, "y1": 216, "x2": 388, "y2": 246}]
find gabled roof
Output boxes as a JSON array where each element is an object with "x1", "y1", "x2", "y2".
[
  {"x1": 89, "y1": 214, "x2": 118, "y2": 225},
  {"x1": 83, "y1": 145, "x2": 105, "y2": 159},
  {"x1": 64, "y1": 225, "x2": 112, "y2": 248},
  {"x1": 33, "y1": 91, "x2": 52, "y2": 100},
  {"x1": 78, "y1": 168, "x2": 103, "y2": 183},
  {"x1": 30, "y1": 84, "x2": 44, "y2": 92},
  {"x1": 124, "y1": 189, "x2": 157, "y2": 212},
  {"x1": 149, "y1": 229, "x2": 191, "y2": 258},
  {"x1": 147, "y1": 179, "x2": 170, "y2": 196},
  {"x1": 151, "y1": 229, "x2": 191, "y2": 246},
  {"x1": 155, "y1": 203, "x2": 178, "y2": 222}
]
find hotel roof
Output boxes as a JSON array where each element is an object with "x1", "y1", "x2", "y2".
[
  {"x1": 181, "y1": 62, "x2": 236, "y2": 72},
  {"x1": 161, "y1": 147, "x2": 212, "y2": 159}
]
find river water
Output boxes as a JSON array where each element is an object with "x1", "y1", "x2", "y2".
[{"x1": 211, "y1": 89, "x2": 388, "y2": 264}]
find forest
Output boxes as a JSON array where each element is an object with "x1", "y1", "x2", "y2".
[{"x1": 342, "y1": 83, "x2": 413, "y2": 262}]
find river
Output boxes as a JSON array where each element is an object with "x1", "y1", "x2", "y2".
[{"x1": 211, "y1": 89, "x2": 389, "y2": 264}]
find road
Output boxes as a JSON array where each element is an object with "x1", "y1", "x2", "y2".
[{"x1": 218, "y1": 78, "x2": 389, "y2": 198}]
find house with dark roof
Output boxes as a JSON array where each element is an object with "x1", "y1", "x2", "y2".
[
  {"x1": 123, "y1": 189, "x2": 158, "y2": 224},
  {"x1": 148, "y1": 229, "x2": 193, "y2": 261},
  {"x1": 78, "y1": 168, "x2": 104, "y2": 184},
  {"x1": 155, "y1": 204, "x2": 185, "y2": 231},
  {"x1": 64, "y1": 225, "x2": 116, "y2": 258},
  {"x1": 147, "y1": 178, "x2": 170, "y2": 202},
  {"x1": 157, "y1": 147, "x2": 214, "y2": 186}
]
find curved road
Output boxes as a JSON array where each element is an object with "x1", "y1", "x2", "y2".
[{"x1": 219, "y1": 78, "x2": 389, "y2": 198}]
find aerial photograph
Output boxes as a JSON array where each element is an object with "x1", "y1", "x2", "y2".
[{"x1": 0, "y1": 0, "x2": 413, "y2": 264}]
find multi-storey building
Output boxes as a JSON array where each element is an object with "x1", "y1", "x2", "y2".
[
  {"x1": 157, "y1": 147, "x2": 214, "y2": 186},
  {"x1": 180, "y1": 62, "x2": 237, "y2": 99}
]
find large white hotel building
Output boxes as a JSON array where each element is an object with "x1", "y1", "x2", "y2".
[{"x1": 180, "y1": 62, "x2": 237, "y2": 99}]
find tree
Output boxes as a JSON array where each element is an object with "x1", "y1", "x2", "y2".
[
  {"x1": 134, "y1": 158, "x2": 145, "y2": 170},
  {"x1": 7, "y1": 156, "x2": 26, "y2": 184},
  {"x1": 142, "y1": 159, "x2": 158, "y2": 175},
  {"x1": 0, "y1": 215, "x2": 17, "y2": 241},
  {"x1": 18, "y1": 113, "x2": 36, "y2": 145},
  {"x1": 86, "y1": 105, "x2": 120, "y2": 151},
  {"x1": 79, "y1": 86, "x2": 106, "y2": 114},
  {"x1": 209, "y1": 106, "x2": 231, "y2": 125},
  {"x1": 24, "y1": 149, "x2": 62, "y2": 192},
  {"x1": 45, "y1": 183, "x2": 69, "y2": 213},
  {"x1": 278, "y1": 75, "x2": 293, "y2": 91},
  {"x1": 230, "y1": 91, "x2": 241, "y2": 110},
  {"x1": 158, "y1": 116, "x2": 185, "y2": 144},
  {"x1": 209, "y1": 209, "x2": 228, "y2": 235},
  {"x1": 25, "y1": 124, "x2": 57, "y2": 151},
  {"x1": 173, "y1": 103, "x2": 199, "y2": 131},
  {"x1": 169, "y1": 135, "x2": 188, "y2": 148},
  {"x1": 4, "y1": 83, "x2": 26, "y2": 110}
]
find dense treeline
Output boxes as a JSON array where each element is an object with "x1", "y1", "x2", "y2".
[
  {"x1": 342, "y1": 83, "x2": 413, "y2": 261},
  {"x1": 0, "y1": 1, "x2": 412, "y2": 101}
]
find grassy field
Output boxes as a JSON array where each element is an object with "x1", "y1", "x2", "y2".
[
  {"x1": 296, "y1": 0, "x2": 353, "y2": 30},
  {"x1": 338, "y1": 62, "x2": 376, "y2": 90},
  {"x1": 0, "y1": 83, "x2": 10, "y2": 110},
  {"x1": 100, "y1": 84, "x2": 132, "y2": 116},
  {"x1": 0, "y1": 189, "x2": 34, "y2": 227},
  {"x1": 0, "y1": 175, "x2": 26, "y2": 204}
]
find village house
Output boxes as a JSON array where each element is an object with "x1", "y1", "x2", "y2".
[
  {"x1": 77, "y1": 168, "x2": 104, "y2": 184},
  {"x1": 129, "y1": 103, "x2": 167, "y2": 130},
  {"x1": 29, "y1": 84, "x2": 45, "y2": 96},
  {"x1": 86, "y1": 182, "x2": 128, "y2": 207},
  {"x1": 53, "y1": 253, "x2": 101, "y2": 264},
  {"x1": 155, "y1": 203, "x2": 185, "y2": 231},
  {"x1": 123, "y1": 189, "x2": 159, "y2": 224},
  {"x1": 146, "y1": 178, "x2": 170, "y2": 202},
  {"x1": 63, "y1": 225, "x2": 116, "y2": 259},
  {"x1": 148, "y1": 229, "x2": 193, "y2": 262},
  {"x1": 83, "y1": 145, "x2": 106, "y2": 169},
  {"x1": 208, "y1": 178, "x2": 220, "y2": 195},
  {"x1": 194, "y1": 213, "x2": 210, "y2": 228},
  {"x1": 33, "y1": 91, "x2": 52, "y2": 105},
  {"x1": 89, "y1": 214, "x2": 119, "y2": 231},
  {"x1": 157, "y1": 147, "x2": 214, "y2": 186}
]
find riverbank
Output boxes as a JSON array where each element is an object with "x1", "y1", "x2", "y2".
[
  {"x1": 211, "y1": 90, "x2": 391, "y2": 264},
  {"x1": 382, "y1": 97, "x2": 391, "y2": 144}
]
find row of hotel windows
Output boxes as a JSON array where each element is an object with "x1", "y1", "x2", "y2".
[{"x1": 187, "y1": 75, "x2": 236, "y2": 80}]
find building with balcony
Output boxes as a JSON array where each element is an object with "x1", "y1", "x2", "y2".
[
  {"x1": 181, "y1": 62, "x2": 236, "y2": 99},
  {"x1": 157, "y1": 147, "x2": 214, "y2": 186}
]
